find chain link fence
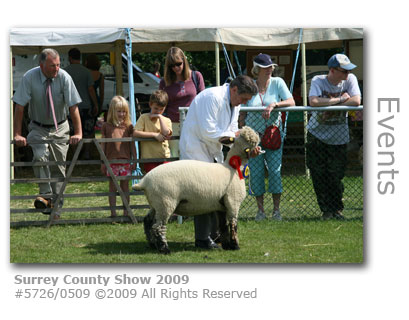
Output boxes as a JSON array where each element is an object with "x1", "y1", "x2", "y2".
[
  {"x1": 11, "y1": 106, "x2": 362, "y2": 226},
  {"x1": 235, "y1": 106, "x2": 363, "y2": 220}
]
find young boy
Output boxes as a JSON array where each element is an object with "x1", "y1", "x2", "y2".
[{"x1": 133, "y1": 90, "x2": 172, "y2": 173}]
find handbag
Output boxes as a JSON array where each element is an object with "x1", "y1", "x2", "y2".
[
  {"x1": 258, "y1": 92, "x2": 281, "y2": 150},
  {"x1": 261, "y1": 124, "x2": 281, "y2": 150}
]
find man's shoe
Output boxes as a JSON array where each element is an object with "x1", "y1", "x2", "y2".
[
  {"x1": 255, "y1": 210, "x2": 266, "y2": 221},
  {"x1": 333, "y1": 211, "x2": 346, "y2": 220},
  {"x1": 195, "y1": 237, "x2": 220, "y2": 249},
  {"x1": 322, "y1": 212, "x2": 333, "y2": 220},
  {"x1": 34, "y1": 197, "x2": 53, "y2": 215}
]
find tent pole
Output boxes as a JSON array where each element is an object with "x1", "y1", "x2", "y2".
[
  {"x1": 115, "y1": 40, "x2": 123, "y2": 96},
  {"x1": 215, "y1": 42, "x2": 220, "y2": 86},
  {"x1": 301, "y1": 42, "x2": 310, "y2": 178},
  {"x1": 10, "y1": 47, "x2": 14, "y2": 180}
]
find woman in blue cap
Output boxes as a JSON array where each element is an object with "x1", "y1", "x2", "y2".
[{"x1": 240, "y1": 53, "x2": 295, "y2": 221}]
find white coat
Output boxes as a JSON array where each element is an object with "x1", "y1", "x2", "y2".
[{"x1": 179, "y1": 84, "x2": 239, "y2": 163}]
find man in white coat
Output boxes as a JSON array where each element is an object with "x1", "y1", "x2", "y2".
[{"x1": 180, "y1": 75, "x2": 259, "y2": 249}]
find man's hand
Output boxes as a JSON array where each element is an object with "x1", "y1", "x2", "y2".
[
  {"x1": 339, "y1": 92, "x2": 351, "y2": 104},
  {"x1": 14, "y1": 134, "x2": 27, "y2": 147},
  {"x1": 70, "y1": 134, "x2": 82, "y2": 145}
]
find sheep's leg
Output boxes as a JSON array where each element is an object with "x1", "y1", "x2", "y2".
[
  {"x1": 222, "y1": 192, "x2": 241, "y2": 250},
  {"x1": 143, "y1": 209, "x2": 156, "y2": 249},
  {"x1": 228, "y1": 220, "x2": 240, "y2": 250},
  {"x1": 149, "y1": 200, "x2": 177, "y2": 254},
  {"x1": 223, "y1": 215, "x2": 240, "y2": 250},
  {"x1": 151, "y1": 222, "x2": 170, "y2": 254}
]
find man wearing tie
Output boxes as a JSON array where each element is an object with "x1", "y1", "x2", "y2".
[{"x1": 13, "y1": 48, "x2": 82, "y2": 219}]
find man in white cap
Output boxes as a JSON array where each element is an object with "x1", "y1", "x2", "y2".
[{"x1": 306, "y1": 53, "x2": 361, "y2": 220}]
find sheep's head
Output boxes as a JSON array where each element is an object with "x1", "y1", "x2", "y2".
[{"x1": 225, "y1": 126, "x2": 260, "y2": 164}]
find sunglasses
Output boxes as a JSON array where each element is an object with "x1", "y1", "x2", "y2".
[
  {"x1": 170, "y1": 62, "x2": 183, "y2": 68},
  {"x1": 336, "y1": 68, "x2": 351, "y2": 74}
]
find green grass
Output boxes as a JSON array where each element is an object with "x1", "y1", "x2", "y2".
[
  {"x1": 10, "y1": 218, "x2": 363, "y2": 263},
  {"x1": 10, "y1": 170, "x2": 363, "y2": 263}
]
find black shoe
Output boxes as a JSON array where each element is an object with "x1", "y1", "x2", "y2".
[
  {"x1": 195, "y1": 237, "x2": 220, "y2": 249},
  {"x1": 322, "y1": 212, "x2": 333, "y2": 220},
  {"x1": 34, "y1": 197, "x2": 53, "y2": 215},
  {"x1": 333, "y1": 211, "x2": 346, "y2": 220}
]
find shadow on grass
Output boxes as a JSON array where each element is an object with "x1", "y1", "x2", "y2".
[{"x1": 85, "y1": 241, "x2": 201, "y2": 256}]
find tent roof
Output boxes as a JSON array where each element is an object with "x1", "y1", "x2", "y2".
[
  {"x1": 10, "y1": 28, "x2": 126, "y2": 54},
  {"x1": 130, "y1": 27, "x2": 363, "y2": 51},
  {"x1": 10, "y1": 27, "x2": 363, "y2": 54}
]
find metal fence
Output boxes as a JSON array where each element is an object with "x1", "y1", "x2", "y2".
[
  {"x1": 10, "y1": 106, "x2": 363, "y2": 227},
  {"x1": 180, "y1": 106, "x2": 363, "y2": 220}
]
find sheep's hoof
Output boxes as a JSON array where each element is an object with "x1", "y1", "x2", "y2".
[{"x1": 158, "y1": 245, "x2": 171, "y2": 255}]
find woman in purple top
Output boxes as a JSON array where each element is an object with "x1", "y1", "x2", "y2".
[{"x1": 159, "y1": 47, "x2": 205, "y2": 157}]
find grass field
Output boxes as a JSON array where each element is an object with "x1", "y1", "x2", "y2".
[
  {"x1": 10, "y1": 170, "x2": 363, "y2": 263},
  {"x1": 10, "y1": 218, "x2": 363, "y2": 263}
]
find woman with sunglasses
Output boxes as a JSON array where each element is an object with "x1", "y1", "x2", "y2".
[{"x1": 159, "y1": 47, "x2": 205, "y2": 157}]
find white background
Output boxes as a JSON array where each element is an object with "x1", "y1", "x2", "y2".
[{"x1": 1, "y1": 1, "x2": 408, "y2": 319}]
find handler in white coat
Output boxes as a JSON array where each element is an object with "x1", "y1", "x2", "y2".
[{"x1": 180, "y1": 75, "x2": 259, "y2": 249}]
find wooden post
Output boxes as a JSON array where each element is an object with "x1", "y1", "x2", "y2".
[
  {"x1": 115, "y1": 40, "x2": 123, "y2": 96},
  {"x1": 47, "y1": 139, "x2": 84, "y2": 226}
]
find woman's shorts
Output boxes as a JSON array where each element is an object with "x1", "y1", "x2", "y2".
[{"x1": 107, "y1": 163, "x2": 131, "y2": 177}]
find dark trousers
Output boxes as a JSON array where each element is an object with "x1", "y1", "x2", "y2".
[
  {"x1": 306, "y1": 132, "x2": 347, "y2": 213},
  {"x1": 194, "y1": 212, "x2": 219, "y2": 241}
]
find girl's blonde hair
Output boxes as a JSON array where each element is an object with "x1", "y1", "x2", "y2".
[
  {"x1": 163, "y1": 47, "x2": 191, "y2": 86},
  {"x1": 107, "y1": 96, "x2": 132, "y2": 127}
]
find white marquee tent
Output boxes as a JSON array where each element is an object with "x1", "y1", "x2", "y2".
[
  {"x1": 10, "y1": 27, "x2": 363, "y2": 92},
  {"x1": 10, "y1": 27, "x2": 363, "y2": 52}
]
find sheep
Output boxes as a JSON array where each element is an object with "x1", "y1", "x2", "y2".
[{"x1": 132, "y1": 126, "x2": 260, "y2": 254}]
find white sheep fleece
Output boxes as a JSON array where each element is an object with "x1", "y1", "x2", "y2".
[{"x1": 134, "y1": 160, "x2": 245, "y2": 218}]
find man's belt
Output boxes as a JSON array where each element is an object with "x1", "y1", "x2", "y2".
[{"x1": 32, "y1": 120, "x2": 66, "y2": 128}]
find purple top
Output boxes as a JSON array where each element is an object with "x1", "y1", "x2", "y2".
[{"x1": 159, "y1": 71, "x2": 205, "y2": 122}]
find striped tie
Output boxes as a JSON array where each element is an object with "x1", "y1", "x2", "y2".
[{"x1": 46, "y1": 78, "x2": 58, "y2": 131}]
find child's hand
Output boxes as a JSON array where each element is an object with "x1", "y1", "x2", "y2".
[
  {"x1": 154, "y1": 133, "x2": 166, "y2": 142},
  {"x1": 131, "y1": 163, "x2": 136, "y2": 171}
]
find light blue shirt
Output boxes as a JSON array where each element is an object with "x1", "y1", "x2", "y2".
[
  {"x1": 245, "y1": 77, "x2": 292, "y2": 133},
  {"x1": 13, "y1": 66, "x2": 81, "y2": 124}
]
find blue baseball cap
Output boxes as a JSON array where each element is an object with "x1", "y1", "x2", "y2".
[
  {"x1": 253, "y1": 53, "x2": 278, "y2": 68},
  {"x1": 328, "y1": 54, "x2": 357, "y2": 70}
]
